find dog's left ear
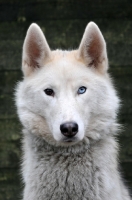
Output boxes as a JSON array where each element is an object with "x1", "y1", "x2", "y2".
[{"x1": 78, "y1": 22, "x2": 108, "y2": 73}]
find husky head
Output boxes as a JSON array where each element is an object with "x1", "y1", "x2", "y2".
[{"x1": 16, "y1": 22, "x2": 119, "y2": 146}]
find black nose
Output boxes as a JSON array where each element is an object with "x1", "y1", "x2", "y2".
[{"x1": 60, "y1": 122, "x2": 78, "y2": 138}]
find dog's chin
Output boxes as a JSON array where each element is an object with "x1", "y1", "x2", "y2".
[{"x1": 58, "y1": 137, "x2": 81, "y2": 146}]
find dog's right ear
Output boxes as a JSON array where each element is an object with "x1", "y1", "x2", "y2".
[{"x1": 22, "y1": 23, "x2": 51, "y2": 77}]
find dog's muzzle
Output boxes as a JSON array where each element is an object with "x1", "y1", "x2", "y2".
[{"x1": 60, "y1": 121, "x2": 78, "y2": 138}]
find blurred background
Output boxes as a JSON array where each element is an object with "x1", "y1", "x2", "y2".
[{"x1": 0, "y1": 0, "x2": 132, "y2": 199}]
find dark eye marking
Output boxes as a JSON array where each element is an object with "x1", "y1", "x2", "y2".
[
  {"x1": 44, "y1": 88, "x2": 54, "y2": 97},
  {"x1": 78, "y1": 86, "x2": 87, "y2": 94}
]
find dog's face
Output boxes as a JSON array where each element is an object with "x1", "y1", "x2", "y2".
[{"x1": 16, "y1": 22, "x2": 119, "y2": 146}]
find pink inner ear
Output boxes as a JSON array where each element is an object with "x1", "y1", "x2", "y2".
[
  {"x1": 27, "y1": 37, "x2": 41, "y2": 68},
  {"x1": 87, "y1": 32, "x2": 103, "y2": 67}
]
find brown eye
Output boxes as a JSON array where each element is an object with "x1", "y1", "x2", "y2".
[{"x1": 44, "y1": 88, "x2": 54, "y2": 97}]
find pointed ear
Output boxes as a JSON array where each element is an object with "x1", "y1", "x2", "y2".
[
  {"x1": 78, "y1": 22, "x2": 108, "y2": 73},
  {"x1": 22, "y1": 23, "x2": 51, "y2": 76}
]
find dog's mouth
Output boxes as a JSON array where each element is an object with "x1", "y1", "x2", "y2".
[
  {"x1": 61, "y1": 137, "x2": 78, "y2": 143},
  {"x1": 64, "y1": 139, "x2": 74, "y2": 143}
]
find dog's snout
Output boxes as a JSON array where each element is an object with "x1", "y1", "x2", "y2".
[{"x1": 60, "y1": 122, "x2": 78, "y2": 137}]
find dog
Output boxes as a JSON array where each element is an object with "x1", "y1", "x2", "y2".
[{"x1": 15, "y1": 22, "x2": 131, "y2": 199}]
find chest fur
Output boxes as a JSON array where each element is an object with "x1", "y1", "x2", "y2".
[{"x1": 23, "y1": 149, "x2": 101, "y2": 200}]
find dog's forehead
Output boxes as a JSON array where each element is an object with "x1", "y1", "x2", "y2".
[
  {"x1": 28, "y1": 50, "x2": 99, "y2": 88},
  {"x1": 49, "y1": 50, "x2": 82, "y2": 69},
  {"x1": 41, "y1": 50, "x2": 91, "y2": 79}
]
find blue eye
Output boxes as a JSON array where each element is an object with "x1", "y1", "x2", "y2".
[{"x1": 78, "y1": 86, "x2": 87, "y2": 94}]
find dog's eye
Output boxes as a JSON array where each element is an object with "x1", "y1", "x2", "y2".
[
  {"x1": 78, "y1": 86, "x2": 87, "y2": 94},
  {"x1": 44, "y1": 88, "x2": 54, "y2": 97}
]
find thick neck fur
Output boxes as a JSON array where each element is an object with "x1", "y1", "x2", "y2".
[
  {"x1": 22, "y1": 131, "x2": 130, "y2": 200},
  {"x1": 24, "y1": 130, "x2": 96, "y2": 155}
]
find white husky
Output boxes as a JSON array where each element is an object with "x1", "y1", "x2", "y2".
[{"x1": 15, "y1": 22, "x2": 131, "y2": 200}]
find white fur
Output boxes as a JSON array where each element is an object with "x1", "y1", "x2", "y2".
[{"x1": 15, "y1": 22, "x2": 131, "y2": 199}]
